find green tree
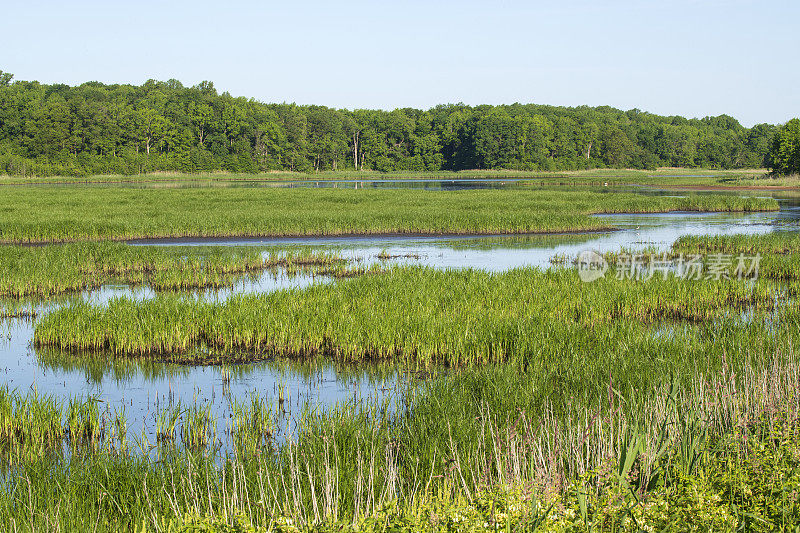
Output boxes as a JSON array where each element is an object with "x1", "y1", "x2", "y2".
[
  {"x1": 745, "y1": 123, "x2": 776, "y2": 168},
  {"x1": 0, "y1": 73, "x2": 785, "y2": 176},
  {"x1": 473, "y1": 108, "x2": 515, "y2": 169},
  {"x1": 599, "y1": 127, "x2": 636, "y2": 168},
  {"x1": 188, "y1": 102, "x2": 213, "y2": 147},
  {"x1": 769, "y1": 118, "x2": 800, "y2": 175}
]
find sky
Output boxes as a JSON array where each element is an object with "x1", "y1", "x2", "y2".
[{"x1": 3, "y1": 0, "x2": 798, "y2": 127}]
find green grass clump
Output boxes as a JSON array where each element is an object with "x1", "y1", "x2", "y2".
[
  {"x1": 0, "y1": 242, "x2": 342, "y2": 298},
  {"x1": 0, "y1": 349, "x2": 798, "y2": 532},
  {"x1": 674, "y1": 232, "x2": 800, "y2": 255},
  {"x1": 228, "y1": 394, "x2": 275, "y2": 459},
  {"x1": 0, "y1": 187, "x2": 777, "y2": 243},
  {"x1": 0, "y1": 387, "x2": 63, "y2": 455},
  {"x1": 673, "y1": 232, "x2": 800, "y2": 280},
  {"x1": 35, "y1": 266, "x2": 789, "y2": 367},
  {"x1": 66, "y1": 396, "x2": 102, "y2": 445}
]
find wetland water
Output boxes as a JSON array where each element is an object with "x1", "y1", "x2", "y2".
[
  {"x1": 1, "y1": 189, "x2": 798, "y2": 445},
  {"x1": 31, "y1": 177, "x2": 540, "y2": 191}
]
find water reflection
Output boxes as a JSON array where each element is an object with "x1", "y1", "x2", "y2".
[
  {"x1": 0, "y1": 193, "x2": 798, "y2": 448},
  {"x1": 0, "y1": 319, "x2": 409, "y2": 447},
  {"x1": 129, "y1": 204, "x2": 797, "y2": 272}
]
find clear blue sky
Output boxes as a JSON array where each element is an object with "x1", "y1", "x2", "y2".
[{"x1": 3, "y1": 0, "x2": 797, "y2": 127}]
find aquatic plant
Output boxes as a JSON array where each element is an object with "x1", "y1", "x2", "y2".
[
  {"x1": 0, "y1": 349, "x2": 795, "y2": 531},
  {"x1": 229, "y1": 393, "x2": 275, "y2": 458},
  {"x1": 674, "y1": 232, "x2": 800, "y2": 280},
  {"x1": 0, "y1": 242, "x2": 344, "y2": 298},
  {"x1": 674, "y1": 232, "x2": 800, "y2": 255},
  {"x1": 0, "y1": 186, "x2": 777, "y2": 244},
  {"x1": 35, "y1": 266, "x2": 792, "y2": 370},
  {"x1": 156, "y1": 404, "x2": 181, "y2": 444},
  {"x1": 66, "y1": 396, "x2": 102, "y2": 445},
  {"x1": 181, "y1": 404, "x2": 215, "y2": 450}
]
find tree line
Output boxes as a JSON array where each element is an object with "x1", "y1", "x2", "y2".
[
  {"x1": 0, "y1": 71, "x2": 794, "y2": 177},
  {"x1": 770, "y1": 119, "x2": 800, "y2": 176}
]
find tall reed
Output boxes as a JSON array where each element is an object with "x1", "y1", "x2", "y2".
[{"x1": 0, "y1": 350, "x2": 795, "y2": 531}]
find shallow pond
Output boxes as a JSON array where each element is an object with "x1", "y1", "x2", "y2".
[
  {"x1": 0, "y1": 192, "x2": 797, "y2": 448},
  {"x1": 130, "y1": 195, "x2": 800, "y2": 272}
]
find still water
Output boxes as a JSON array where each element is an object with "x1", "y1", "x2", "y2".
[{"x1": 0, "y1": 192, "x2": 797, "y2": 444}]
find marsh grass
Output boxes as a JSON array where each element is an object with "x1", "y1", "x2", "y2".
[
  {"x1": 0, "y1": 242, "x2": 344, "y2": 298},
  {"x1": 1, "y1": 183, "x2": 795, "y2": 530},
  {"x1": 0, "y1": 187, "x2": 776, "y2": 243},
  {"x1": 674, "y1": 232, "x2": 800, "y2": 255},
  {"x1": 181, "y1": 404, "x2": 216, "y2": 450},
  {"x1": 66, "y1": 396, "x2": 103, "y2": 446},
  {"x1": 228, "y1": 394, "x2": 276, "y2": 459},
  {"x1": 673, "y1": 232, "x2": 800, "y2": 280},
  {"x1": 0, "y1": 305, "x2": 36, "y2": 319},
  {"x1": 0, "y1": 167, "x2": 770, "y2": 187},
  {"x1": 35, "y1": 266, "x2": 793, "y2": 366},
  {"x1": 0, "y1": 349, "x2": 796, "y2": 531}
]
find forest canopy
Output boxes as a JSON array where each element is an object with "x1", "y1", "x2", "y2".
[
  {"x1": 0, "y1": 72, "x2": 789, "y2": 177},
  {"x1": 769, "y1": 118, "x2": 800, "y2": 176}
]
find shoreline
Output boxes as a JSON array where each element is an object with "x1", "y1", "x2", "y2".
[
  {"x1": 0, "y1": 205, "x2": 781, "y2": 246},
  {"x1": 4, "y1": 227, "x2": 620, "y2": 246}
]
